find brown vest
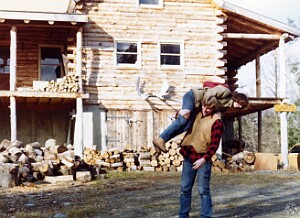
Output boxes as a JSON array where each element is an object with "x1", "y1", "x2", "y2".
[{"x1": 181, "y1": 112, "x2": 222, "y2": 153}]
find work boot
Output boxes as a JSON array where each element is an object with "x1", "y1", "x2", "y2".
[{"x1": 152, "y1": 137, "x2": 167, "y2": 153}]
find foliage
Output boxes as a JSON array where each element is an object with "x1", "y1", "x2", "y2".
[
  {"x1": 287, "y1": 98, "x2": 300, "y2": 148},
  {"x1": 233, "y1": 109, "x2": 282, "y2": 153}
]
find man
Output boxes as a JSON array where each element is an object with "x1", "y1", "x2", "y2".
[
  {"x1": 153, "y1": 84, "x2": 248, "y2": 154},
  {"x1": 178, "y1": 96, "x2": 224, "y2": 218}
]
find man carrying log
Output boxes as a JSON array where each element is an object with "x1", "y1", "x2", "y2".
[{"x1": 178, "y1": 96, "x2": 224, "y2": 218}]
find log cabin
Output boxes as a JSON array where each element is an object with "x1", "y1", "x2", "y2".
[{"x1": 0, "y1": 0, "x2": 299, "y2": 158}]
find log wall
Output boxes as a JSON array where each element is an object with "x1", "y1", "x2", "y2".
[
  {"x1": 76, "y1": 0, "x2": 227, "y2": 150},
  {"x1": 0, "y1": 26, "x2": 76, "y2": 89},
  {"x1": 82, "y1": 0, "x2": 226, "y2": 111}
]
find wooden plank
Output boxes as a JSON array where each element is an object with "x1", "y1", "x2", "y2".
[{"x1": 0, "y1": 91, "x2": 89, "y2": 99}]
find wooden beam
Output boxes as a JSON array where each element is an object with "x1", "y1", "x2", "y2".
[
  {"x1": 10, "y1": 26, "x2": 17, "y2": 141},
  {"x1": 222, "y1": 33, "x2": 281, "y2": 40},
  {"x1": 0, "y1": 11, "x2": 88, "y2": 23},
  {"x1": 256, "y1": 55, "x2": 262, "y2": 152},
  {"x1": 279, "y1": 34, "x2": 289, "y2": 169},
  {"x1": 0, "y1": 91, "x2": 89, "y2": 99},
  {"x1": 74, "y1": 27, "x2": 84, "y2": 158}
]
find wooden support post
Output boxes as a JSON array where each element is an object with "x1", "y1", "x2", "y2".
[
  {"x1": 238, "y1": 117, "x2": 243, "y2": 151},
  {"x1": 279, "y1": 34, "x2": 289, "y2": 169},
  {"x1": 74, "y1": 27, "x2": 83, "y2": 158},
  {"x1": 256, "y1": 55, "x2": 262, "y2": 152},
  {"x1": 10, "y1": 26, "x2": 17, "y2": 141}
]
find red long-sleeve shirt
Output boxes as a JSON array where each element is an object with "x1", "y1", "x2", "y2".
[{"x1": 179, "y1": 119, "x2": 224, "y2": 163}]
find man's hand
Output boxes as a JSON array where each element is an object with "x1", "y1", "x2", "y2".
[{"x1": 192, "y1": 158, "x2": 206, "y2": 170}]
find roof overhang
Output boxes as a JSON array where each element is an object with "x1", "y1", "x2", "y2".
[
  {"x1": 0, "y1": 11, "x2": 88, "y2": 23},
  {"x1": 212, "y1": 0, "x2": 300, "y2": 70}
]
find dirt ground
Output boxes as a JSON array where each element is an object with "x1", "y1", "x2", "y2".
[{"x1": 0, "y1": 170, "x2": 300, "y2": 218}]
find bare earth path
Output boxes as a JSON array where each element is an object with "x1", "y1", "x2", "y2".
[{"x1": 0, "y1": 170, "x2": 299, "y2": 218}]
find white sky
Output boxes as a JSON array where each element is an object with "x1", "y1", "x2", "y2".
[
  {"x1": 225, "y1": 0, "x2": 300, "y2": 25},
  {"x1": 224, "y1": 0, "x2": 300, "y2": 98}
]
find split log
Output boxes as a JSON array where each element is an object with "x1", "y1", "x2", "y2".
[
  {"x1": 142, "y1": 166, "x2": 155, "y2": 171},
  {"x1": 110, "y1": 162, "x2": 124, "y2": 168},
  {"x1": 244, "y1": 152, "x2": 255, "y2": 164},
  {"x1": 0, "y1": 153, "x2": 9, "y2": 164},
  {"x1": 0, "y1": 139, "x2": 11, "y2": 152},
  {"x1": 0, "y1": 163, "x2": 19, "y2": 187},
  {"x1": 139, "y1": 152, "x2": 151, "y2": 160},
  {"x1": 150, "y1": 159, "x2": 158, "y2": 167},
  {"x1": 172, "y1": 159, "x2": 181, "y2": 167}
]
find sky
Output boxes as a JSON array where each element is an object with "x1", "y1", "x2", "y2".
[
  {"x1": 225, "y1": 0, "x2": 300, "y2": 25},
  {"x1": 224, "y1": 0, "x2": 300, "y2": 98}
]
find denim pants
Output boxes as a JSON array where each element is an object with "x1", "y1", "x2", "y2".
[
  {"x1": 160, "y1": 90, "x2": 195, "y2": 142},
  {"x1": 179, "y1": 158, "x2": 213, "y2": 218}
]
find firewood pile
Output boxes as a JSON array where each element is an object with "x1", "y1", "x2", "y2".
[
  {"x1": 212, "y1": 151, "x2": 256, "y2": 173},
  {"x1": 44, "y1": 73, "x2": 79, "y2": 92},
  {"x1": 0, "y1": 136, "x2": 257, "y2": 188},
  {"x1": 83, "y1": 138, "x2": 184, "y2": 172},
  {"x1": 0, "y1": 139, "x2": 94, "y2": 188},
  {"x1": 84, "y1": 138, "x2": 256, "y2": 174}
]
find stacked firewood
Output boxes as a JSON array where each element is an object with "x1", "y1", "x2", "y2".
[
  {"x1": 0, "y1": 139, "x2": 93, "y2": 188},
  {"x1": 44, "y1": 73, "x2": 79, "y2": 92},
  {"x1": 150, "y1": 138, "x2": 184, "y2": 172},
  {"x1": 84, "y1": 148, "x2": 125, "y2": 172},
  {"x1": 211, "y1": 151, "x2": 256, "y2": 173},
  {"x1": 82, "y1": 143, "x2": 256, "y2": 174},
  {"x1": 226, "y1": 151, "x2": 256, "y2": 172}
]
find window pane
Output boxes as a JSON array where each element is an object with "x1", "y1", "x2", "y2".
[
  {"x1": 41, "y1": 65, "x2": 58, "y2": 81},
  {"x1": 41, "y1": 48, "x2": 61, "y2": 64},
  {"x1": 139, "y1": 0, "x2": 159, "y2": 4},
  {"x1": 0, "y1": 46, "x2": 10, "y2": 74},
  {"x1": 117, "y1": 54, "x2": 137, "y2": 64},
  {"x1": 41, "y1": 47, "x2": 62, "y2": 81},
  {"x1": 117, "y1": 42, "x2": 137, "y2": 53},
  {"x1": 161, "y1": 55, "x2": 180, "y2": 65},
  {"x1": 161, "y1": 44, "x2": 180, "y2": 54}
]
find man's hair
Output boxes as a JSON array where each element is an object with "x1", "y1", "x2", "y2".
[
  {"x1": 202, "y1": 96, "x2": 220, "y2": 111},
  {"x1": 231, "y1": 92, "x2": 249, "y2": 109}
]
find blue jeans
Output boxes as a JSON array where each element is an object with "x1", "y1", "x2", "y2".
[
  {"x1": 160, "y1": 90, "x2": 195, "y2": 142},
  {"x1": 179, "y1": 158, "x2": 213, "y2": 218}
]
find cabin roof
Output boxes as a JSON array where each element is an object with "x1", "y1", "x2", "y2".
[
  {"x1": 213, "y1": 0, "x2": 300, "y2": 70},
  {"x1": 214, "y1": 0, "x2": 300, "y2": 117}
]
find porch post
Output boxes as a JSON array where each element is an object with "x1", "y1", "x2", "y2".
[
  {"x1": 255, "y1": 55, "x2": 262, "y2": 152},
  {"x1": 74, "y1": 27, "x2": 84, "y2": 158},
  {"x1": 279, "y1": 34, "x2": 288, "y2": 169},
  {"x1": 10, "y1": 26, "x2": 17, "y2": 141}
]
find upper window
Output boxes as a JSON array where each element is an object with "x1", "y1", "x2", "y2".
[
  {"x1": 138, "y1": 0, "x2": 163, "y2": 8},
  {"x1": 159, "y1": 42, "x2": 183, "y2": 67},
  {"x1": 0, "y1": 46, "x2": 10, "y2": 74},
  {"x1": 115, "y1": 41, "x2": 141, "y2": 68},
  {"x1": 39, "y1": 46, "x2": 65, "y2": 81}
]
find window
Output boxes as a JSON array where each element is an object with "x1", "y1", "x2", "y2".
[
  {"x1": 159, "y1": 42, "x2": 183, "y2": 67},
  {"x1": 0, "y1": 46, "x2": 10, "y2": 74},
  {"x1": 115, "y1": 41, "x2": 141, "y2": 67},
  {"x1": 39, "y1": 46, "x2": 65, "y2": 81},
  {"x1": 138, "y1": 0, "x2": 163, "y2": 8}
]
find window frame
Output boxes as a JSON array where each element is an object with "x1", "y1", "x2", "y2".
[
  {"x1": 38, "y1": 44, "x2": 65, "y2": 81},
  {"x1": 114, "y1": 40, "x2": 141, "y2": 69},
  {"x1": 158, "y1": 41, "x2": 184, "y2": 69},
  {"x1": 137, "y1": 0, "x2": 163, "y2": 9}
]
